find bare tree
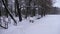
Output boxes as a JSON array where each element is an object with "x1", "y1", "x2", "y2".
[
  {"x1": 2, "y1": 0, "x2": 17, "y2": 25},
  {"x1": 15, "y1": 0, "x2": 22, "y2": 21},
  {"x1": 25, "y1": 0, "x2": 32, "y2": 18}
]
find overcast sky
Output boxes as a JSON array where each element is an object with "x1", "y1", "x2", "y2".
[{"x1": 53, "y1": 0, "x2": 60, "y2": 8}]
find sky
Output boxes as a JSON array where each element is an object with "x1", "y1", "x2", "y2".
[{"x1": 53, "y1": 0, "x2": 60, "y2": 8}]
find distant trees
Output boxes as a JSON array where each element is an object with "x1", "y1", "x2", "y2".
[
  {"x1": 0, "y1": 0, "x2": 53, "y2": 18},
  {"x1": 0, "y1": 0, "x2": 53, "y2": 20},
  {"x1": 37, "y1": 0, "x2": 53, "y2": 17},
  {"x1": 22, "y1": 0, "x2": 53, "y2": 17}
]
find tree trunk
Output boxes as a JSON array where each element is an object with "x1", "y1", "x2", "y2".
[
  {"x1": 25, "y1": 0, "x2": 32, "y2": 18},
  {"x1": 4, "y1": 0, "x2": 8, "y2": 17},
  {"x1": 15, "y1": 0, "x2": 22, "y2": 21},
  {"x1": 2, "y1": 0, "x2": 17, "y2": 24}
]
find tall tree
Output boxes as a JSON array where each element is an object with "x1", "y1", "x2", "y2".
[
  {"x1": 15, "y1": 0, "x2": 17, "y2": 16},
  {"x1": 4, "y1": 0, "x2": 8, "y2": 17},
  {"x1": 2, "y1": 0, "x2": 17, "y2": 25},
  {"x1": 0, "y1": 2, "x2": 1, "y2": 16},
  {"x1": 15, "y1": 0, "x2": 22, "y2": 21},
  {"x1": 25, "y1": 0, "x2": 32, "y2": 18}
]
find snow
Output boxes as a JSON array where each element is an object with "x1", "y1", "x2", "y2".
[{"x1": 0, "y1": 15, "x2": 60, "y2": 34}]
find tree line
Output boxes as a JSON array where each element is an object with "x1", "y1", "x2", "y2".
[{"x1": 0, "y1": 0, "x2": 53, "y2": 29}]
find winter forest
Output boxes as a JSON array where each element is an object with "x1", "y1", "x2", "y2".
[{"x1": 0, "y1": 0, "x2": 60, "y2": 34}]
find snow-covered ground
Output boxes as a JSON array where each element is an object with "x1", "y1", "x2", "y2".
[{"x1": 0, "y1": 15, "x2": 60, "y2": 34}]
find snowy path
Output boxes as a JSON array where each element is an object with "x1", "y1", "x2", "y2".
[
  {"x1": 24, "y1": 15, "x2": 60, "y2": 34},
  {"x1": 0, "y1": 15, "x2": 60, "y2": 34}
]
